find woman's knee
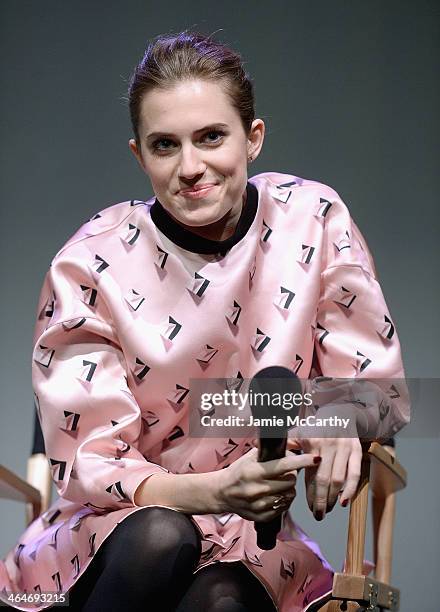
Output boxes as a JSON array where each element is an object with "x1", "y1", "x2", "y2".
[
  {"x1": 175, "y1": 562, "x2": 276, "y2": 612},
  {"x1": 109, "y1": 506, "x2": 201, "y2": 562},
  {"x1": 68, "y1": 508, "x2": 202, "y2": 609}
]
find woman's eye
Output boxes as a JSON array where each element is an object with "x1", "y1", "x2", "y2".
[
  {"x1": 204, "y1": 130, "x2": 225, "y2": 143},
  {"x1": 152, "y1": 138, "x2": 174, "y2": 152},
  {"x1": 150, "y1": 131, "x2": 225, "y2": 155}
]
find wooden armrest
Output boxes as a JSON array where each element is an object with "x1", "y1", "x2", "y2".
[
  {"x1": 25, "y1": 453, "x2": 52, "y2": 525},
  {"x1": 367, "y1": 442, "x2": 406, "y2": 497},
  {"x1": 0, "y1": 464, "x2": 41, "y2": 517},
  {"x1": 368, "y1": 443, "x2": 407, "y2": 585},
  {"x1": 0, "y1": 454, "x2": 53, "y2": 526}
]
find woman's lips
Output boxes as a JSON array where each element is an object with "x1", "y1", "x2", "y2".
[{"x1": 179, "y1": 184, "x2": 217, "y2": 199}]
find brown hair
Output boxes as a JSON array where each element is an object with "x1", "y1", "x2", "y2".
[{"x1": 127, "y1": 30, "x2": 255, "y2": 144}]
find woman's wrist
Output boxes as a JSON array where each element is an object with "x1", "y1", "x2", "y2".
[{"x1": 134, "y1": 469, "x2": 226, "y2": 514}]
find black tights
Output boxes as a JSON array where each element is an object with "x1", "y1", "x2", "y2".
[{"x1": 67, "y1": 507, "x2": 276, "y2": 611}]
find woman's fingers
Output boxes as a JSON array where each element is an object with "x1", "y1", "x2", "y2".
[
  {"x1": 262, "y1": 452, "x2": 320, "y2": 478},
  {"x1": 304, "y1": 467, "x2": 316, "y2": 512},
  {"x1": 248, "y1": 487, "x2": 297, "y2": 521},
  {"x1": 339, "y1": 445, "x2": 362, "y2": 505},
  {"x1": 272, "y1": 469, "x2": 298, "y2": 482},
  {"x1": 245, "y1": 446, "x2": 319, "y2": 479},
  {"x1": 303, "y1": 440, "x2": 362, "y2": 518},
  {"x1": 250, "y1": 489, "x2": 296, "y2": 512},
  {"x1": 286, "y1": 438, "x2": 302, "y2": 452},
  {"x1": 310, "y1": 448, "x2": 336, "y2": 520},
  {"x1": 327, "y1": 446, "x2": 350, "y2": 511}
]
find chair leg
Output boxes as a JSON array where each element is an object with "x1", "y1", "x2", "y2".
[{"x1": 345, "y1": 455, "x2": 371, "y2": 575}]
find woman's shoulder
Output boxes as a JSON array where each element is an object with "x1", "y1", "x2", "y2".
[
  {"x1": 251, "y1": 171, "x2": 373, "y2": 272},
  {"x1": 250, "y1": 170, "x2": 344, "y2": 202},
  {"x1": 51, "y1": 197, "x2": 155, "y2": 262},
  {"x1": 250, "y1": 171, "x2": 355, "y2": 227}
]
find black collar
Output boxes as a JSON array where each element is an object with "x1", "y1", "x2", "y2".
[{"x1": 150, "y1": 182, "x2": 258, "y2": 255}]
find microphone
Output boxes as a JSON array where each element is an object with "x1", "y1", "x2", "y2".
[{"x1": 248, "y1": 366, "x2": 302, "y2": 550}]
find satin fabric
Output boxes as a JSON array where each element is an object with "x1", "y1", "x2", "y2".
[{"x1": 0, "y1": 172, "x2": 409, "y2": 611}]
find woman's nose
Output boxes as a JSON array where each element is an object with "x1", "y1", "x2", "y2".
[{"x1": 178, "y1": 145, "x2": 206, "y2": 179}]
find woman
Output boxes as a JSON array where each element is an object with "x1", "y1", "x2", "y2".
[{"x1": 0, "y1": 31, "x2": 409, "y2": 611}]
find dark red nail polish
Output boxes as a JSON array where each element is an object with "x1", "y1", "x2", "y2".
[
  {"x1": 315, "y1": 510, "x2": 324, "y2": 521},
  {"x1": 313, "y1": 456, "x2": 322, "y2": 464},
  {"x1": 341, "y1": 499, "x2": 349, "y2": 507}
]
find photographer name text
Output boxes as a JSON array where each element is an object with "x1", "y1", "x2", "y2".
[{"x1": 200, "y1": 414, "x2": 351, "y2": 429}]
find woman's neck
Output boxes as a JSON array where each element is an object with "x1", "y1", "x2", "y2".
[
  {"x1": 171, "y1": 189, "x2": 248, "y2": 242},
  {"x1": 149, "y1": 181, "x2": 258, "y2": 255}
]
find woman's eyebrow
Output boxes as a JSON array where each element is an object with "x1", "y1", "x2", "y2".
[{"x1": 146, "y1": 123, "x2": 229, "y2": 140}]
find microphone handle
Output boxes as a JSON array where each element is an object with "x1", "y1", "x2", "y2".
[
  {"x1": 258, "y1": 436, "x2": 287, "y2": 462},
  {"x1": 255, "y1": 436, "x2": 287, "y2": 550}
]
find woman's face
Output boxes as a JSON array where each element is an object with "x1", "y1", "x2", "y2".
[{"x1": 129, "y1": 79, "x2": 265, "y2": 240}]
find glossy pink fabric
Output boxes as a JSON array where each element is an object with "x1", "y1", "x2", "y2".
[{"x1": 0, "y1": 172, "x2": 409, "y2": 611}]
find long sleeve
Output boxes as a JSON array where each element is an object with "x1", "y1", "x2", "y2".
[
  {"x1": 307, "y1": 191, "x2": 410, "y2": 441},
  {"x1": 31, "y1": 255, "x2": 170, "y2": 511}
]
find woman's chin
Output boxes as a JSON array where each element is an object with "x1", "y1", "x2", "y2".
[{"x1": 178, "y1": 208, "x2": 226, "y2": 229}]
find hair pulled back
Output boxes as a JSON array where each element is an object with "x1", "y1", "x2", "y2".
[{"x1": 128, "y1": 30, "x2": 255, "y2": 144}]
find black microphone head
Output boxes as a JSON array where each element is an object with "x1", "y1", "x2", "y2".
[
  {"x1": 252, "y1": 365, "x2": 299, "y2": 381},
  {"x1": 248, "y1": 366, "x2": 303, "y2": 436}
]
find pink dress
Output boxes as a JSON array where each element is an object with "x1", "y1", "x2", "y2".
[{"x1": 0, "y1": 172, "x2": 409, "y2": 611}]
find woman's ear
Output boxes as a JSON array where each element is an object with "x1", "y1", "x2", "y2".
[
  {"x1": 247, "y1": 119, "x2": 265, "y2": 162},
  {"x1": 129, "y1": 139, "x2": 146, "y2": 171}
]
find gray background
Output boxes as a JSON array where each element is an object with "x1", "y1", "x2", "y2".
[{"x1": 1, "y1": 1, "x2": 438, "y2": 610}]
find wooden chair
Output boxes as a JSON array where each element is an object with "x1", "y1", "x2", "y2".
[
  {"x1": 0, "y1": 415, "x2": 406, "y2": 611},
  {"x1": 0, "y1": 411, "x2": 52, "y2": 527},
  {"x1": 314, "y1": 440, "x2": 406, "y2": 612}
]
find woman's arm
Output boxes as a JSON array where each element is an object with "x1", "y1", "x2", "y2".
[
  {"x1": 32, "y1": 259, "x2": 171, "y2": 511},
  {"x1": 133, "y1": 471, "x2": 224, "y2": 513},
  {"x1": 134, "y1": 449, "x2": 320, "y2": 521},
  {"x1": 289, "y1": 190, "x2": 409, "y2": 521}
]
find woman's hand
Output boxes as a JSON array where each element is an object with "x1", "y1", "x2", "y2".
[
  {"x1": 287, "y1": 436, "x2": 362, "y2": 520},
  {"x1": 215, "y1": 447, "x2": 321, "y2": 522}
]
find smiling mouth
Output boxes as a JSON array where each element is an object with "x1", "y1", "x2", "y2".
[
  {"x1": 180, "y1": 184, "x2": 216, "y2": 194},
  {"x1": 179, "y1": 184, "x2": 218, "y2": 198}
]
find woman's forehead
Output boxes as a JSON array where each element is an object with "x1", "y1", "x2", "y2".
[{"x1": 138, "y1": 79, "x2": 239, "y2": 134}]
